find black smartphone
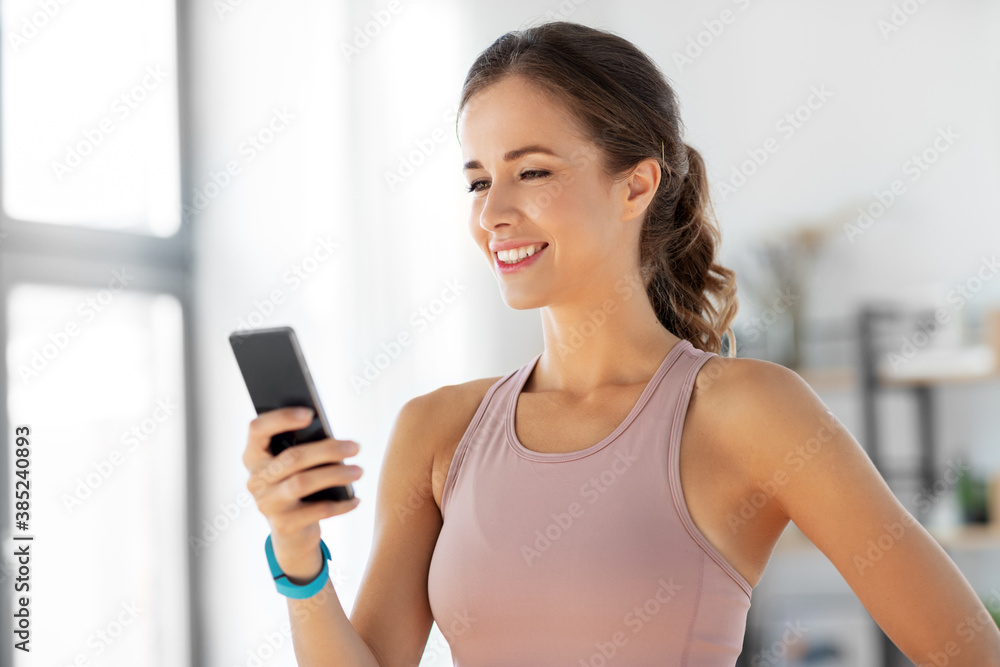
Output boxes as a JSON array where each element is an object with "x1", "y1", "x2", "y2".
[{"x1": 229, "y1": 326, "x2": 355, "y2": 502}]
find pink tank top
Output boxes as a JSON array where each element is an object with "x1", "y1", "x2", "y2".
[{"x1": 427, "y1": 338, "x2": 753, "y2": 666}]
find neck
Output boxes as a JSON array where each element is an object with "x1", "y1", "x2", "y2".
[{"x1": 532, "y1": 285, "x2": 681, "y2": 398}]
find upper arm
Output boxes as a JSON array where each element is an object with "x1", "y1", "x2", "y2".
[
  {"x1": 349, "y1": 391, "x2": 448, "y2": 667},
  {"x1": 734, "y1": 360, "x2": 1000, "y2": 666}
]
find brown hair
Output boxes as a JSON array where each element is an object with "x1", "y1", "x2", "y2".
[{"x1": 456, "y1": 21, "x2": 739, "y2": 356}]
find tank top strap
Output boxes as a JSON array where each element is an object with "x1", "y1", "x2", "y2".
[
  {"x1": 639, "y1": 338, "x2": 715, "y2": 420},
  {"x1": 650, "y1": 342, "x2": 753, "y2": 598},
  {"x1": 438, "y1": 363, "x2": 523, "y2": 520}
]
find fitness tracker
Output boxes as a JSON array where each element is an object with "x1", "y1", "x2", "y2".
[{"x1": 264, "y1": 533, "x2": 331, "y2": 599}]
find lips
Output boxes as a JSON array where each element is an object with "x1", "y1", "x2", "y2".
[
  {"x1": 494, "y1": 242, "x2": 548, "y2": 274},
  {"x1": 495, "y1": 242, "x2": 548, "y2": 264}
]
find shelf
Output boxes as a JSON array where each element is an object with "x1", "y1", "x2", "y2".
[
  {"x1": 794, "y1": 361, "x2": 1000, "y2": 392},
  {"x1": 773, "y1": 520, "x2": 1000, "y2": 553},
  {"x1": 795, "y1": 365, "x2": 856, "y2": 391}
]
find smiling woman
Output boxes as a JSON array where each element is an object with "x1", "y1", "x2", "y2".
[{"x1": 252, "y1": 19, "x2": 1000, "y2": 667}]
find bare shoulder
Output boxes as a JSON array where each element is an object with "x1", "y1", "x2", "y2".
[
  {"x1": 405, "y1": 374, "x2": 506, "y2": 510},
  {"x1": 410, "y1": 375, "x2": 503, "y2": 415},
  {"x1": 691, "y1": 352, "x2": 846, "y2": 495},
  {"x1": 680, "y1": 353, "x2": 830, "y2": 586},
  {"x1": 407, "y1": 375, "x2": 505, "y2": 441},
  {"x1": 687, "y1": 353, "x2": 830, "y2": 484},
  {"x1": 688, "y1": 360, "x2": 1000, "y2": 665},
  {"x1": 692, "y1": 353, "x2": 817, "y2": 424}
]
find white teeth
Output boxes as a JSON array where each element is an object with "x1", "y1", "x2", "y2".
[{"x1": 497, "y1": 243, "x2": 545, "y2": 264}]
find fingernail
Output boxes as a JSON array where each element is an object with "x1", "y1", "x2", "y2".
[{"x1": 295, "y1": 407, "x2": 313, "y2": 419}]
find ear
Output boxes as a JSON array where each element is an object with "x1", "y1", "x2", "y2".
[{"x1": 619, "y1": 157, "x2": 661, "y2": 222}]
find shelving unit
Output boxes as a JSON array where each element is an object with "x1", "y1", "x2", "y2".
[
  {"x1": 857, "y1": 303, "x2": 1000, "y2": 665},
  {"x1": 857, "y1": 304, "x2": 999, "y2": 516},
  {"x1": 776, "y1": 303, "x2": 1000, "y2": 666}
]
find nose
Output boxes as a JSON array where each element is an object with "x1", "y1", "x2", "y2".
[{"x1": 477, "y1": 180, "x2": 521, "y2": 234}]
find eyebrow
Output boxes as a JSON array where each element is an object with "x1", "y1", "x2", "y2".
[{"x1": 463, "y1": 145, "x2": 560, "y2": 171}]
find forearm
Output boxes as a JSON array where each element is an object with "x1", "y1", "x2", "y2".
[
  {"x1": 285, "y1": 578, "x2": 382, "y2": 667},
  {"x1": 904, "y1": 615, "x2": 1000, "y2": 667}
]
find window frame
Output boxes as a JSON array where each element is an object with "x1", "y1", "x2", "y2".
[{"x1": 0, "y1": 0, "x2": 203, "y2": 664}]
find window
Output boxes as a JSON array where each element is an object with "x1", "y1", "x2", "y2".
[
  {"x1": 5, "y1": 285, "x2": 188, "y2": 665},
  {"x1": 0, "y1": 0, "x2": 194, "y2": 664},
  {"x1": 1, "y1": 0, "x2": 181, "y2": 235}
]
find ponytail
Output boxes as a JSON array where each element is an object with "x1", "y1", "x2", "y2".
[{"x1": 642, "y1": 143, "x2": 739, "y2": 357}]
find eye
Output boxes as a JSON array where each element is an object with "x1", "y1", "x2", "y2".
[{"x1": 465, "y1": 170, "x2": 551, "y2": 194}]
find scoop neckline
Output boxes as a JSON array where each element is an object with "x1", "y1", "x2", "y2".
[{"x1": 505, "y1": 339, "x2": 693, "y2": 462}]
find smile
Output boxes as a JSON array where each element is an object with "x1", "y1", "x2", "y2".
[
  {"x1": 494, "y1": 243, "x2": 548, "y2": 274},
  {"x1": 496, "y1": 243, "x2": 547, "y2": 264}
]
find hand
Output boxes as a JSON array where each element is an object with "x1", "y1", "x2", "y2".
[{"x1": 242, "y1": 406, "x2": 363, "y2": 581}]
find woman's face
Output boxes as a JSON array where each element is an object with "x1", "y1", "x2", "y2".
[{"x1": 458, "y1": 74, "x2": 651, "y2": 311}]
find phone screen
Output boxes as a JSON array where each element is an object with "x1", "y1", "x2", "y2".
[{"x1": 229, "y1": 326, "x2": 354, "y2": 502}]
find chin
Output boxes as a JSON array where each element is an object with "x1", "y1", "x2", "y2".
[{"x1": 497, "y1": 287, "x2": 548, "y2": 311}]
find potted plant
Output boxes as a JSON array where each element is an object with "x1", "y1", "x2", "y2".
[
  {"x1": 983, "y1": 596, "x2": 1000, "y2": 630},
  {"x1": 956, "y1": 463, "x2": 990, "y2": 524}
]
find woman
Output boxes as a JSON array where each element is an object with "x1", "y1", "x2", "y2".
[{"x1": 242, "y1": 21, "x2": 1000, "y2": 666}]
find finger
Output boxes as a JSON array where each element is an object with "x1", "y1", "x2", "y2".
[
  {"x1": 273, "y1": 497, "x2": 362, "y2": 536},
  {"x1": 250, "y1": 438, "x2": 360, "y2": 489},
  {"x1": 242, "y1": 406, "x2": 314, "y2": 470},
  {"x1": 251, "y1": 459, "x2": 363, "y2": 514},
  {"x1": 276, "y1": 463, "x2": 364, "y2": 507}
]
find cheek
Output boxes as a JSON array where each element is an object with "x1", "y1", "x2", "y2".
[{"x1": 548, "y1": 183, "x2": 610, "y2": 241}]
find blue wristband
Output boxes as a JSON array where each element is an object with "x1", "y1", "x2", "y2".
[{"x1": 264, "y1": 533, "x2": 331, "y2": 599}]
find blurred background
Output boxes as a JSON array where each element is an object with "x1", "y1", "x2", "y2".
[{"x1": 1, "y1": 0, "x2": 999, "y2": 665}]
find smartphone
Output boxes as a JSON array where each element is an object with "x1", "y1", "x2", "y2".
[{"x1": 229, "y1": 326, "x2": 355, "y2": 502}]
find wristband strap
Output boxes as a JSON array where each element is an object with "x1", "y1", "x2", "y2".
[{"x1": 264, "y1": 533, "x2": 331, "y2": 599}]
